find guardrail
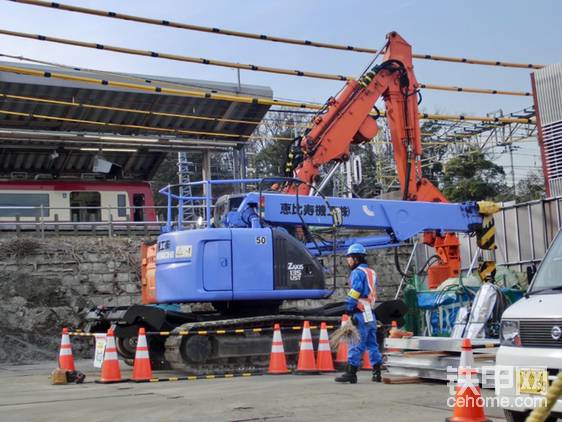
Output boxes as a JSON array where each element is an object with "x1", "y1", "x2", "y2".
[
  {"x1": 159, "y1": 178, "x2": 262, "y2": 231},
  {"x1": 0, "y1": 204, "x2": 210, "y2": 238}
]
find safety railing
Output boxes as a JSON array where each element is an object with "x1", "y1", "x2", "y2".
[
  {"x1": 159, "y1": 178, "x2": 263, "y2": 231},
  {"x1": 0, "y1": 204, "x2": 206, "y2": 238}
]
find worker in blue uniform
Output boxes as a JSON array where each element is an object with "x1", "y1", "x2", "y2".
[{"x1": 335, "y1": 243, "x2": 383, "y2": 384}]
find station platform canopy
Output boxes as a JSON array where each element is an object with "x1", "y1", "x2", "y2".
[{"x1": 0, "y1": 61, "x2": 272, "y2": 180}]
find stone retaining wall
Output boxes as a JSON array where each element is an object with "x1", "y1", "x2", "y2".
[{"x1": 0, "y1": 235, "x2": 411, "y2": 363}]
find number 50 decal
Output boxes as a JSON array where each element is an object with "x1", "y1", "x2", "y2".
[{"x1": 255, "y1": 236, "x2": 267, "y2": 245}]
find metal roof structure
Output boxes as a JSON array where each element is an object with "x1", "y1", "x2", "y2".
[{"x1": 0, "y1": 61, "x2": 272, "y2": 180}]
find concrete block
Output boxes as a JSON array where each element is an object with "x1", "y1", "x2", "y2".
[
  {"x1": 123, "y1": 283, "x2": 139, "y2": 294},
  {"x1": 92, "y1": 263, "x2": 108, "y2": 273},
  {"x1": 115, "y1": 273, "x2": 130, "y2": 282},
  {"x1": 102, "y1": 274, "x2": 115, "y2": 282},
  {"x1": 88, "y1": 274, "x2": 103, "y2": 283},
  {"x1": 117, "y1": 295, "x2": 135, "y2": 307},
  {"x1": 84, "y1": 252, "x2": 99, "y2": 262},
  {"x1": 73, "y1": 284, "x2": 91, "y2": 295},
  {"x1": 93, "y1": 284, "x2": 114, "y2": 294},
  {"x1": 79, "y1": 263, "x2": 92, "y2": 272},
  {"x1": 89, "y1": 295, "x2": 108, "y2": 307},
  {"x1": 61, "y1": 274, "x2": 78, "y2": 286}
]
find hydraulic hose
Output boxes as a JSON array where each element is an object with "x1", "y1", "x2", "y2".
[{"x1": 394, "y1": 247, "x2": 438, "y2": 278}]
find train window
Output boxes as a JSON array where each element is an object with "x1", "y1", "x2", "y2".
[
  {"x1": 0, "y1": 193, "x2": 50, "y2": 217},
  {"x1": 70, "y1": 192, "x2": 100, "y2": 222},
  {"x1": 117, "y1": 194, "x2": 127, "y2": 217},
  {"x1": 133, "y1": 193, "x2": 145, "y2": 222}
]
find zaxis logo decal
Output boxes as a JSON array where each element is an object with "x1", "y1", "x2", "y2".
[{"x1": 288, "y1": 262, "x2": 304, "y2": 281}]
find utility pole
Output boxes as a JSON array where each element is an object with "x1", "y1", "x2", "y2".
[{"x1": 508, "y1": 144, "x2": 517, "y2": 199}]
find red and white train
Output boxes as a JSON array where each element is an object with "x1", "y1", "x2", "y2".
[{"x1": 0, "y1": 181, "x2": 157, "y2": 222}]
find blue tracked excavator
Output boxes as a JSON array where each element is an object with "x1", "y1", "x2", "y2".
[
  {"x1": 85, "y1": 177, "x2": 498, "y2": 372},
  {"x1": 85, "y1": 32, "x2": 499, "y2": 372}
]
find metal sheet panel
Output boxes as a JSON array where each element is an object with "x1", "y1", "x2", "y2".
[
  {"x1": 384, "y1": 336, "x2": 499, "y2": 352},
  {"x1": 203, "y1": 240, "x2": 232, "y2": 291},
  {"x1": 232, "y1": 228, "x2": 273, "y2": 294},
  {"x1": 155, "y1": 228, "x2": 233, "y2": 302},
  {"x1": 534, "y1": 63, "x2": 562, "y2": 126}
]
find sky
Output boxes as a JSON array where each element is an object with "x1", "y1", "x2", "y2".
[{"x1": 2, "y1": 0, "x2": 561, "y2": 183}]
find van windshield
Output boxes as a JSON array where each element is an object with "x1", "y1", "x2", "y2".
[{"x1": 530, "y1": 230, "x2": 562, "y2": 293}]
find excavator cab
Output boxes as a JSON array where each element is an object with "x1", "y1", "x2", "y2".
[{"x1": 213, "y1": 194, "x2": 246, "y2": 228}]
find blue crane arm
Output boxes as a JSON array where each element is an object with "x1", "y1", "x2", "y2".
[{"x1": 229, "y1": 192, "x2": 484, "y2": 242}]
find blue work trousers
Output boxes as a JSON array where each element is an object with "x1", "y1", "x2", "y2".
[{"x1": 348, "y1": 313, "x2": 382, "y2": 368}]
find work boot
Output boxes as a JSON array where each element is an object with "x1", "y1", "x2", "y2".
[
  {"x1": 372, "y1": 364, "x2": 382, "y2": 383},
  {"x1": 334, "y1": 364, "x2": 358, "y2": 384}
]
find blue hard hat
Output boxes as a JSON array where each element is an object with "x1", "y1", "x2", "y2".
[{"x1": 346, "y1": 243, "x2": 366, "y2": 256}]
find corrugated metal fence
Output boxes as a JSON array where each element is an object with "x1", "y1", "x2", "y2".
[{"x1": 418, "y1": 196, "x2": 562, "y2": 273}]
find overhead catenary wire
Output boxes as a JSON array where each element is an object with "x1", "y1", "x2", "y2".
[
  {"x1": 0, "y1": 52, "x2": 264, "y2": 97},
  {"x1": 0, "y1": 92, "x2": 261, "y2": 127},
  {"x1": 0, "y1": 28, "x2": 533, "y2": 96},
  {"x1": 7, "y1": 0, "x2": 545, "y2": 70},
  {"x1": 0, "y1": 55, "x2": 537, "y2": 136},
  {"x1": 0, "y1": 106, "x2": 505, "y2": 147},
  {"x1": 0, "y1": 64, "x2": 536, "y2": 125},
  {"x1": 0, "y1": 108, "x2": 270, "y2": 140},
  {"x1": 2, "y1": 91, "x2": 530, "y2": 140}
]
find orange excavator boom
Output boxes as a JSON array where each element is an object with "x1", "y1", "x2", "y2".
[{"x1": 284, "y1": 31, "x2": 458, "y2": 287}]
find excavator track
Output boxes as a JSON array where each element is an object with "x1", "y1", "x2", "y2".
[{"x1": 164, "y1": 315, "x2": 341, "y2": 374}]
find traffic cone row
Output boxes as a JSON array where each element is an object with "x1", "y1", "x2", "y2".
[
  {"x1": 58, "y1": 326, "x2": 151, "y2": 383},
  {"x1": 268, "y1": 320, "x2": 336, "y2": 374},
  {"x1": 57, "y1": 317, "x2": 368, "y2": 382}
]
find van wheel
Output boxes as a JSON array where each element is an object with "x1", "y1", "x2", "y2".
[
  {"x1": 504, "y1": 410, "x2": 528, "y2": 422},
  {"x1": 504, "y1": 409, "x2": 558, "y2": 422}
]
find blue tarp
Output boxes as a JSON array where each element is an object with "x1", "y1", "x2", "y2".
[{"x1": 416, "y1": 287, "x2": 523, "y2": 337}]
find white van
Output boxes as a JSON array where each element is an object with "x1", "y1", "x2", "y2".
[{"x1": 496, "y1": 229, "x2": 562, "y2": 421}]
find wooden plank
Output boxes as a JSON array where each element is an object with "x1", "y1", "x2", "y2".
[{"x1": 382, "y1": 375, "x2": 422, "y2": 385}]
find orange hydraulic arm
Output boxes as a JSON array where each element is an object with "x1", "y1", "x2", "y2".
[{"x1": 285, "y1": 31, "x2": 459, "y2": 288}]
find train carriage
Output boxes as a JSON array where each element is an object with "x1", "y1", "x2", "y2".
[{"x1": 0, "y1": 181, "x2": 156, "y2": 222}]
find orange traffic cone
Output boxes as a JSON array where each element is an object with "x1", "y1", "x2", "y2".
[
  {"x1": 387, "y1": 321, "x2": 401, "y2": 353},
  {"x1": 58, "y1": 327, "x2": 75, "y2": 371},
  {"x1": 295, "y1": 321, "x2": 318, "y2": 374},
  {"x1": 361, "y1": 351, "x2": 372, "y2": 370},
  {"x1": 458, "y1": 337, "x2": 474, "y2": 369},
  {"x1": 97, "y1": 328, "x2": 126, "y2": 383},
  {"x1": 316, "y1": 322, "x2": 335, "y2": 372},
  {"x1": 335, "y1": 315, "x2": 349, "y2": 367},
  {"x1": 132, "y1": 327, "x2": 152, "y2": 382},
  {"x1": 446, "y1": 339, "x2": 491, "y2": 422},
  {"x1": 268, "y1": 323, "x2": 289, "y2": 375}
]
